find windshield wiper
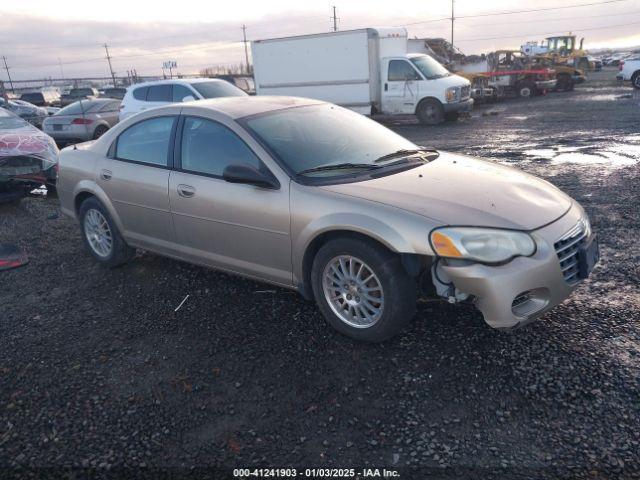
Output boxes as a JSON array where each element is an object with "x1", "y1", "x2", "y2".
[
  {"x1": 374, "y1": 148, "x2": 439, "y2": 163},
  {"x1": 298, "y1": 162, "x2": 381, "y2": 176}
]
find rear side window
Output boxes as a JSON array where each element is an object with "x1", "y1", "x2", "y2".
[
  {"x1": 132, "y1": 87, "x2": 149, "y2": 100},
  {"x1": 99, "y1": 101, "x2": 121, "y2": 112},
  {"x1": 190, "y1": 81, "x2": 247, "y2": 99},
  {"x1": 115, "y1": 116, "x2": 175, "y2": 166},
  {"x1": 147, "y1": 85, "x2": 172, "y2": 102},
  {"x1": 172, "y1": 84, "x2": 195, "y2": 102},
  {"x1": 180, "y1": 117, "x2": 261, "y2": 177}
]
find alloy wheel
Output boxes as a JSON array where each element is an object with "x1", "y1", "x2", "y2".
[
  {"x1": 84, "y1": 208, "x2": 113, "y2": 258},
  {"x1": 322, "y1": 255, "x2": 384, "y2": 328}
]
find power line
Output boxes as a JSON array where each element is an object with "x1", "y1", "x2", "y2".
[
  {"x1": 455, "y1": 19, "x2": 640, "y2": 42},
  {"x1": 400, "y1": 0, "x2": 630, "y2": 26}
]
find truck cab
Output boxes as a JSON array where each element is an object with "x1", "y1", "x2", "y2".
[{"x1": 380, "y1": 54, "x2": 472, "y2": 122}]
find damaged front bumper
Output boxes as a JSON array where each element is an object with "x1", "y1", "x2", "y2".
[{"x1": 438, "y1": 204, "x2": 595, "y2": 329}]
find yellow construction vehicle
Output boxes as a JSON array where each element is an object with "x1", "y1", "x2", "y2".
[{"x1": 521, "y1": 34, "x2": 592, "y2": 71}]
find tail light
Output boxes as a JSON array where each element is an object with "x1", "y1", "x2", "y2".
[
  {"x1": 619, "y1": 61, "x2": 624, "y2": 71},
  {"x1": 71, "y1": 118, "x2": 93, "y2": 125}
]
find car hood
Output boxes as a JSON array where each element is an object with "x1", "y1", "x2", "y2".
[{"x1": 320, "y1": 152, "x2": 572, "y2": 231}]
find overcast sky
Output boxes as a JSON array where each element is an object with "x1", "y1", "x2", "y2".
[{"x1": 1, "y1": 0, "x2": 639, "y2": 81}]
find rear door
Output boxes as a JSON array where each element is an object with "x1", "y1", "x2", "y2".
[
  {"x1": 97, "y1": 115, "x2": 177, "y2": 250},
  {"x1": 168, "y1": 115, "x2": 292, "y2": 285},
  {"x1": 381, "y1": 58, "x2": 420, "y2": 114},
  {"x1": 144, "y1": 84, "x2": 172, "y2": 110}
]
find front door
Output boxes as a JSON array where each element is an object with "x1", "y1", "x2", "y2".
[
  {"x1": 381, "y1": 58, "x2": 420, "y2": 114},
  {"x1": 97, "y1": 115, "x2": 176, "y2": 250},
  {"x1": 169, "y1": 116, "x2": 292, "y2": 285}
]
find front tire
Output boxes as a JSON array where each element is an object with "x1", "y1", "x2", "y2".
[
  {"x1": 93, "y1": 125, "x2": 109, "y2": 139},
  {"x1": 311, "y1": 237, "x2": 416, "y2": 342},
  {"x1": 78, "y1": 197, "x2": 135, "y2": 268},
  {"x1": 416, "y1": 99, "x2": 444, "y2": 125},
  {"x1": 632, "y1": 72, "x2": 640, "y2": 90}
]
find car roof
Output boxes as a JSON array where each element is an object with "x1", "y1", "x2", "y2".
[
  {"x1": 129, "y1": 78, "x2": 230, "y2": 89},
  {"x1": 178, "y1": 95, "x2": 326, "y2": 119}
]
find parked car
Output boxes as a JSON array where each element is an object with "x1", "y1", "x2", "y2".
[
  {"x1": 57, "y1": 96, "x2": 599, "y2": 342},
  {"x1": 19, "y1": 90, "x2": 61, "y2": 107},
  {"x1": 43, "y1": 98, "x2": 120, "y2": 143},
  {"x1": 119, "y1": 78, "x2": 247, "y2": 121},
  {"x1": 0, "y1": 109, "x2": 58, "y2": 203},
  {"x1": 100, "y1": 87, "x2": 127, "y2": 100},
  {"x1": 59, "y1": 87, "x2": 100, "y2": 107},
  {"x1": 0, "y1": 98, "x2": 48, "y2": 128},
  {"x1": 617, "y1": 58, "x2": 640, "y2": 89},
  {"x1": 252, "y1": 27, "x2": 473, "y2": 124}
]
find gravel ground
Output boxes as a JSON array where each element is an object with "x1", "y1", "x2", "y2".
[{"x1": 1, "y1": 67, "x2": 639, "y2": 479}]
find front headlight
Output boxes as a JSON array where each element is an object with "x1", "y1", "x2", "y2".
[
  {"x1": 445, "y1": 86, "x2": 459, "y2": 102},
  {"x1": 430, "y1": 227, "x2": 536, "y2": 264}
]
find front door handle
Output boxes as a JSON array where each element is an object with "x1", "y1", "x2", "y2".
[
  {"x1": 100, "y1": 169, "x2": 112, "y2": 180},
  {"x1": 384, "y1": 83, "x2": 388, "y2": 91},
  {"x1": 177, "y1": 184, "x2": 196, "y2": 198}
]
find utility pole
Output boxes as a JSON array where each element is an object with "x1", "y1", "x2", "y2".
[
  {"x1": 57, "y1": 57, "x2": 65, "y2": 81},
  {"x1": 2, "y1": 56, "x2": 14, "y2": 92},
  {"x1": 242, "y1": 24, "x2": 250, "y2": 74},
  {"x1": 450, "y1": 0, "x2": 455, "y2": 47},
  {"x1": 331, "y1": 6, "x2": 339, "y2": 32},
  {"x1": 103, "y1": 43, "x2": 117, "y2": 87}
]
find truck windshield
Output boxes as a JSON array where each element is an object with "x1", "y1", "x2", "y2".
[
  {"x1": 243, "y1": 104, "x2": 420, "y2": 179},
  {"x1": 410, "y1": 55, "x2": 450, "y2": 79}
]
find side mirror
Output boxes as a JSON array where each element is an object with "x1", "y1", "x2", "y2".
[
  {"x1": 182, "y1": 95, "x2": 196, "y2": 102},
  {"x1": 222, "y1": 164, "x2": 279, "y2": 189}
]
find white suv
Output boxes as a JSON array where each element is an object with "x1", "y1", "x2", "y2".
[
  {"x1": 119, "y1": 78, "x2": 247, "y2": 121},
  {"x1": 617, "y1": 58, "x2": 640, "y2": 89}
]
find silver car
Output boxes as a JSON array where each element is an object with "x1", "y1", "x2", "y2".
[
  {"x1": 57, "y1": 97, "x2": 599, "y2": 342},
  {"x1": 43, "y1": 98, "x2": 120, "y2": 143}
]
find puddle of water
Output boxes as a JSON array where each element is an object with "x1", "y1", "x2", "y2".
[
  {"x1": 551, "y1": 151, "x2": 636, "y2": 166},
  {"x1": 505, "y1": 115, "x2": 529, "y2": 121}
]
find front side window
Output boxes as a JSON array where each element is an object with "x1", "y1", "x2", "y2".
[
  {"x1": 189, "y1": 81, "x2": 247, "y2": 99},
  {"x1": 409, "y1": 55, "x2": 450, "y2": 79},
  {"x1": 180, "y1": 117, "x2": 261, "y2": 177},
  {"x1": 115, "y1": 116, "x2": 175, "y2": 166},
  {"x1": 388, "y1": 60, "x2": 421, "y2": 81},
  {"x1": 147, "y1": 85, "x2": 172, "y2": 102}
]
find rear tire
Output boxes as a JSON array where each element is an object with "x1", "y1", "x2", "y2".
[
  {"x1": 416, "y1": 99, "x2": 444, "y2": 125},
  {"x1": 93, "y1": 125, "x2": 109, "y2": 139},
  {"x1": 632, "y1": 72, "x2": 640, "y2": 90},
  {"x1": 310, "y1": 237, "x2": 416, "y2": 342},
  {"x1": 78, "y1": 196, "x2": 135, "y2": 268}
]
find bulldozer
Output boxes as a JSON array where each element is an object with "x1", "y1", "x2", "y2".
[{"x1": 521, "y1": 34, "x2": 592, "y2": 71}]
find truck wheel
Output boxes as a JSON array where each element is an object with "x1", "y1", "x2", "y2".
[
  {"x1": 310, "y1": 237, "x2": 416, "y2": 342},
  {"x1": 518, "y1": 82, "x2": 535, "y2": 98},
  {"x1": 416, "y1": 99, "x2": 444, "y2": 125},
  {"x1": 632, "y1": 72, "x2": 640, "y2": 90},
  {"x1": 78, "y1": 196, "x2": 135, "y2": 268}
]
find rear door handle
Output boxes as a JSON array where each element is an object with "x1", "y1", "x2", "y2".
[
  {"x1": 177, "y1": 184, "x2": 196, "y2": 198},
  {"x1": 100, "y1": 169, "x2": 112, "y2": 180}
]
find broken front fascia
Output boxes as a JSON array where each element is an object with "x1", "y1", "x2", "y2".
[{"x1": 0, "y1": 122, "x2": 59, "y2": 183}]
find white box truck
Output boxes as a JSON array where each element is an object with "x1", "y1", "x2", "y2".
[{"x1": 251, "y1": 27, "x2": 473, "y2": 125}]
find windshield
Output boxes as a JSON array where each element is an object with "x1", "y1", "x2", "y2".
[
  {"x1": 410, "y1": 55, "x2": 450, "y2": 79},
  {"x1": 190, "y1": 81, "x2": 247, "y2": 99},
  {"x1": 244, "y1": 104, "x2": 419, "y2": 178}
]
